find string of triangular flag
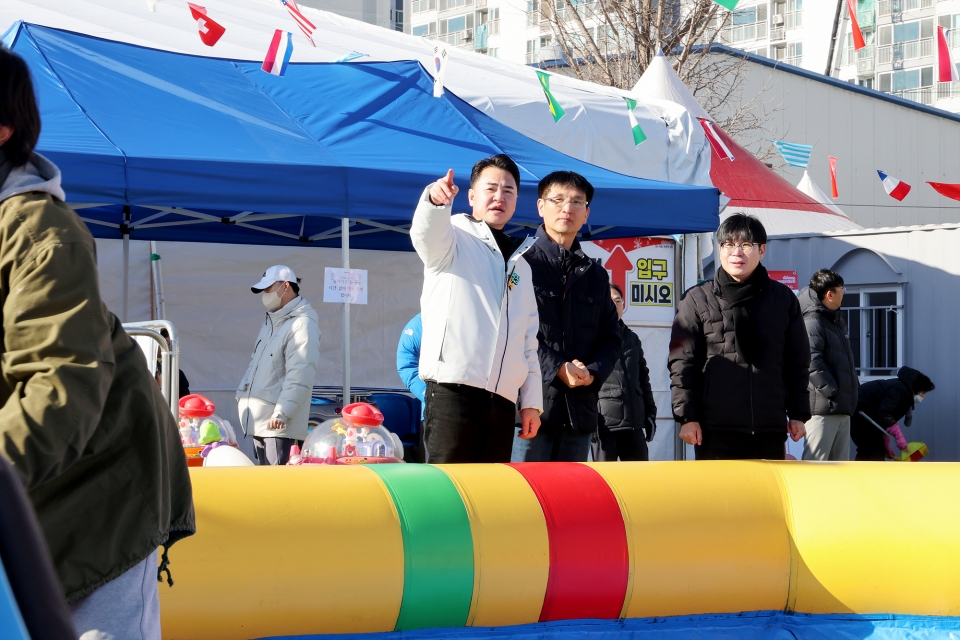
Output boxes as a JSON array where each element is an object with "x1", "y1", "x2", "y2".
[{"x1": 772, "y1": 139, "x2": 960, "y2": 203}]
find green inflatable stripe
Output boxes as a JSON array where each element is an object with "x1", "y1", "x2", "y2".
[{"x1": 369, "y1": 464, "x2": 474, "y2": 631}]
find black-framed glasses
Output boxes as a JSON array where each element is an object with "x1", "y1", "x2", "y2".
[{"x1": 719, "y1": 242, "x2": 758, "y2": 255}]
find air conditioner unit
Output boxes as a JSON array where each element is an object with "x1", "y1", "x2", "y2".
[
  {"x1": 772, "y1": 14, "x2": 784, "y2": 24},
  {"x1": 461, "y1": 30, "x2": 472, "y2": 40}
]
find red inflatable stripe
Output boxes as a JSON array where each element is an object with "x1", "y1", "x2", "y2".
[{"x1": 507, "y1": 462, "x2": 629, "y2": 621}]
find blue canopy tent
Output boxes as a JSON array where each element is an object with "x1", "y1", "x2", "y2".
[
  {"x1": 4, "y1": 21, "x2": 718, "y2": 400},
  {"x1": 4, "y1": 22, "x2": 718, "y2": 250}
]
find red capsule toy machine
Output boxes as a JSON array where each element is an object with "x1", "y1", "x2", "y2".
[
  {"x1": 294, "y1": 402, "x2": 404, "y2": 465},
  {"x1": 178, "y1": 394, "x2": 239, "y2": 467}
]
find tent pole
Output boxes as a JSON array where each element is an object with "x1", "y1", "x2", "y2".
[
  {"x1": 150, "y1": 241, "x2": 166, "y2": 320},
  {"x1": 342, "y1": 218, "x2": 351, "y2": 407},
  {"x1": 122, "y1": 205, "x2": 131, "y2": 322}
]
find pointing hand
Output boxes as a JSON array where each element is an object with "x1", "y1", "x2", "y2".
[{"x1": 428, "y1": 169, "x2": 459, "y2": 206}]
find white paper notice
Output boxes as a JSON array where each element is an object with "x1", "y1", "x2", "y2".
[{"x1": 323, "y1": 268, "x2": 368, "y2": 304}]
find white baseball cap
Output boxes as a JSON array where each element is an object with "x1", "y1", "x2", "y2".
[{"x1": 251, "y1": 265, "x2": 298, "y2": 293}]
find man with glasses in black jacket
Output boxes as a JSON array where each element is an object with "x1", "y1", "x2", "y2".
[{"x1": 669, "y1": 214, "x2": 810, "y2": 460}]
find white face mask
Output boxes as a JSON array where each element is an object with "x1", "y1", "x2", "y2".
[
  {"x1": 261, "y1": 284, "x2": 285, "y2": 312},
  {"x1": 914, "y1": 394, "x2": 924, "y2": 404}
]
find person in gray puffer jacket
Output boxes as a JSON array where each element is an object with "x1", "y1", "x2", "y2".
[{"x1": 799, "y1": 269, "x2": 859, "y2": 461}]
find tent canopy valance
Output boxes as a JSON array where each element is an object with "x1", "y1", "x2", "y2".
[{"x1": 5, "y1": 22, "x2": 719, "y2": 249}]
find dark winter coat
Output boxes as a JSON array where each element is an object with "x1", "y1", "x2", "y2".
[
  {"x1": 598, "y1": 322, "x2": 656, "y2": 436},
  {"x1": 669, "y1": 267, "x2": 811, "y2": 433},
  {"x1": 799, "y1": 287, "x2": 859, "y2": 416},
  {"x1": 527, "y1": 227, "x2": 621, "y2": 433},
  {"x1": 856, "y1": 366, "x2": 921, "y2": 428}
]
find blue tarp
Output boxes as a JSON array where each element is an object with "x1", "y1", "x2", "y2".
[
  {"x1": 263, "y1": 612, "x2": 960, "y2": 640},
  {"x1": 4, "y1": 22, "x2": 719, "y2": 250}
]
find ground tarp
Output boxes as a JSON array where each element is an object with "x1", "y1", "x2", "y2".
[{"x1": 4, "y1": 22, "x2": 719, "y2": 249}]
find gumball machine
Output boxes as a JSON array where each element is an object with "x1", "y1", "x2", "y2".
[
  {"x1": 179, "y1": 394, "x2": 239, "y2": 467},
  {"x1": 296, "y1": 402, "x2": 404, "y2": 465}
]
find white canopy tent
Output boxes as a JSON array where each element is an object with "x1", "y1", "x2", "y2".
[{"x1": 1, "y1": 0, "x2": 712, "y2": 188}]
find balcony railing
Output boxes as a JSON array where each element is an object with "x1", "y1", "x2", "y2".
[
  {"x1": 785, "y1": 10, "x2": 802, "y2": 29},
  {"x1": 878, "y1": 0, "x2": 891, "y2": 15},
  {"x1": 937, "y1": 81, "x2": 960, "y2": 99},
  {"x1": 902, "y1": 0, "x2": 933, "y2": 10},
  {"x1": 858, "y1": 45, "x2": 876, "y2": 74},
  {"x1": 892, "y1": 86, "x2": 935, "y2": 105},
  {"x1": 784, "y1": 55, "x2": 803, "y2": 66},
  {"x1": 877, "y1": 44, "x2": 892, "y2": 63},
  {"x1": 895, "y1": 38, "x2": 934, "y2": 60},
  {"x1": 438, "y1": 29, "x2": 474, "y2": 47},
  {"x1": 720, "y1": 22, "x2": 767, "y2": 44},
  {"x1": 858, "y1": 9, "x2": 875, "y2": 29},
  {"x1": 770, "y1": 26, "x2": 786, "y2": 42},
  {"x1": 487, "y1": 20, "x2": 500, "y2": 36}
]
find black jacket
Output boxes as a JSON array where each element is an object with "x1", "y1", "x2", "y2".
[
  {"x1": 856, "y1": 366, "x2": 921, "y2": 428},
  {"x1": 527, "y1": 227, "x2": 621, "y2": 432},
  {"x1": 669, "y1": 267, "x2": 811, "y2": 432},
  {"x1": 799, "y1": 287, "x2": 859, "y2": 416},
  {"x1": 598, "y1": 321, "x2": 656, "y2": 436}
]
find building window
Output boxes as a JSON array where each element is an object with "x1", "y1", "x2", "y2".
[
  {"x1": 413, "y1": 23, "x2": 435, "y2": 36},
  {"x1": 525, "y1": 38, "x2": 539, "y2": 64},
  {"x1": 412, "y1": 0, "x2": 437, "y2": 13},
  {"x1": 724, "y1": 4, "x2": 768, "y2": 43},
  {"x1": 439, "y1": 0, "x2": 474, "y2": 10},
  {"x1": 840, "y1": 287, "x2": 903, "y2": 378},
  {"x1": 488, "y1": 48, "x2": 499, "y2": 57},
  {"x1": 786, "y1": 41, "x2": 802, "y2": 65},
  {"x1": 859, "y1": 77, "x2": 874, "y2": 88}
]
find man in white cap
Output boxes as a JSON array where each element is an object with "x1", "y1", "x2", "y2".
[{"x1": 237, "y1": 265, "x2": 321, "y2": 465}]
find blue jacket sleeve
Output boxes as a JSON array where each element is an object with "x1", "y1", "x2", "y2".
[{"x1": 396, "y1": 314, "x2": 426, "y2": 405}]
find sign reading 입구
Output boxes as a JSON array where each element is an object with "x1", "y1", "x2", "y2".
[
  {"x1": 323, "y1": 268, "x2": 368, "y2": 304},
  {"x1": 581, "y1": 237, "x2": 676, "y2": 323}
]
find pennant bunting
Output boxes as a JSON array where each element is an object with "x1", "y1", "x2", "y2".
[
  {"x1": 847, "y1": 0, "x2": 866, "y2": 50},
  {"x1": 709, "y1": 0, "x2": 740, "y2": 11},
  {"x1": 432, "y1": 42, "x2": 450, "y2": 98},
  {"x1": 535, "y1": 70, "x2": 566, "y2": 122},
  {"x1": 623, "y1": 98, "x2": 647, "y2": 146},
  {"x1": 188, "y1": 4, "x2": 225, "y2": 47},
  {"x1": 937, "y1": 26, "x2": 960, "y2": 83},
  {"x1": 927, "y1": 182, "x2": 960, "y2": 201},
  {"x1": 877, "y1": 171, "x2": 911, "y2": 201},
  {"x1": 829, "y1": 156, "x2": 839, "y2": 198},
  {"x1": 335, "y1": 51, "x2": 368, "y2": 63},
  {"x1": 773, "y1": 140, "x2": 813, "y2": 168},
  {"x1": 281, "y1": 0, "x2": 316, "y2": 47},
  {"x1": 261, "y1": 30, "x2": 294, "y2": 77},
  {"x1": 698, "y1": 118, "x2": 734, "y2": 161}
]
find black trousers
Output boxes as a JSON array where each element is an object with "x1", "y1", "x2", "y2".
[
  {"x1": 850, "y1": 414, "x2": 886, "y2": 461},
  {"x1": 253, "y1": 436, "x2": 301, "y2": 465},
  {"x1": 592, "y1": 428, "x2": 649, "y2": 461},
  {"x1": 694, "y1": 429, "x2": 786, "y2": 460},
  {"x1": 423, "y1": 382, "x2": 517, "y2": 463}
]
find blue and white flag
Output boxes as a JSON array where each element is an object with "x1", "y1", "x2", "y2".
[
  {"x1": 772, "y1": 140, "x2": 813, "y2": 168},
  {"x1": 335, "y1": 51, "x2": 368, "y2": 63}
]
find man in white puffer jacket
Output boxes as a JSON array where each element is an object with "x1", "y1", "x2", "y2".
[
  {"x1": 412, "y1": 155, "x2": 542, "y2": 463},
  {"x1": 237, "y1": 265, "x2": 321, "y2": 465}
]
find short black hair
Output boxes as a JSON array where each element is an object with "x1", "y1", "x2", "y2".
[
  {"x1": 716, "y1": 214, "x2": 767, "y2": 246},
  {"x1": 0, "y1": 47, "x2": 41, "y2": 167},
  {"x1": 289, "y1": 281, "x2": 301, "y2": 296},
  {"x1": 914, "y1": 373, "x2": 935, "y2": 394},
  {"x1": 470, "y1": 154, "x2": 520, "y2": 190},
  {"x1": 537, "y1": 171, "x2": 594, "y2": 205},
  {"x1": 609, "y1": 283, "x2": 624, "y2": 298},
  {"x1": 809, "y1": 269, "x2": 844, "y2": 301}
]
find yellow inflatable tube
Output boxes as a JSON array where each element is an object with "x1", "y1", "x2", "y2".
[{"x1": 160, "y1": 462, "x2": 960, "y2": 639}]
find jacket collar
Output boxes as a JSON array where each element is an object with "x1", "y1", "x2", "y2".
[
  {"x1": 452, "y1": 214, "x2": 534, "y2": 262},
  {"x1": 0, "y1": 152, "x2": 66, "y2": 203},
  {"x1": 268, "y1": 296, "x2": 306, "y2": 325}
]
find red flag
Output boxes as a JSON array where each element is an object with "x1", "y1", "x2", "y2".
[
  {"x1": 829, "y1": 156, "x2": 839, "y2": 198},
  {"x1": 188, "y1": 3, "x2": 225, "y2": 47},
  {"x1": 847, "y1": 0, "x2": 866, "y2": 50},
  {"x1": 927, "y1": 182, "x2": 960, "y2": 201},
  {"x1": 937, "y1": 26, "x2": 960, "y2": 82}
]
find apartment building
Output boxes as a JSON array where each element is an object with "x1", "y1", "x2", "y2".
[{"x1": 298, "y1": 0, "x2": 408, "y2": 31}]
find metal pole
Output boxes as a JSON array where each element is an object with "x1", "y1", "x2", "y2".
[
  {"x1": 122, "y1": 205, "x2": 131, "y2": 322},
  {"x1": 150, "y1": 241, "x2": 166, "y2": 320},
  {"x1": 342, "y1": 217, "x2": 351, "y2": 407}
]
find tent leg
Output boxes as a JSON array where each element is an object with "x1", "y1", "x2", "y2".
[
  {"x1": 342, "y1": 217, "x2": 351, "y2": 407},
  {"x1": 122, "y1": 233, "x2": 129, "y2": 323},
  {"x1": 150, "y1": 241, "x2": 166, "y2": 320}
]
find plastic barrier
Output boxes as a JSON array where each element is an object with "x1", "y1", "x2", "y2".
[{"x1": 159, "y1": 462, "x2": 960, "y2": 639}]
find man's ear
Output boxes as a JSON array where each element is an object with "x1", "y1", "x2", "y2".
[
  {"x1": 467, "y1": 188, "x2": 475, "y2": 207},
  {"x1": 758, "y1": 244, "x2": 767, "y2": 260}
]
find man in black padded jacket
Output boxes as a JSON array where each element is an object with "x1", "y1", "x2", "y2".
[{"x1": 669, "y1": 214, "x2": 810, "y2": 460}]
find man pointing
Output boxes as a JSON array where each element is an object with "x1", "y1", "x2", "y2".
[{"x1": 411, "y1": 156, "x2": 542, "y2": 463}]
